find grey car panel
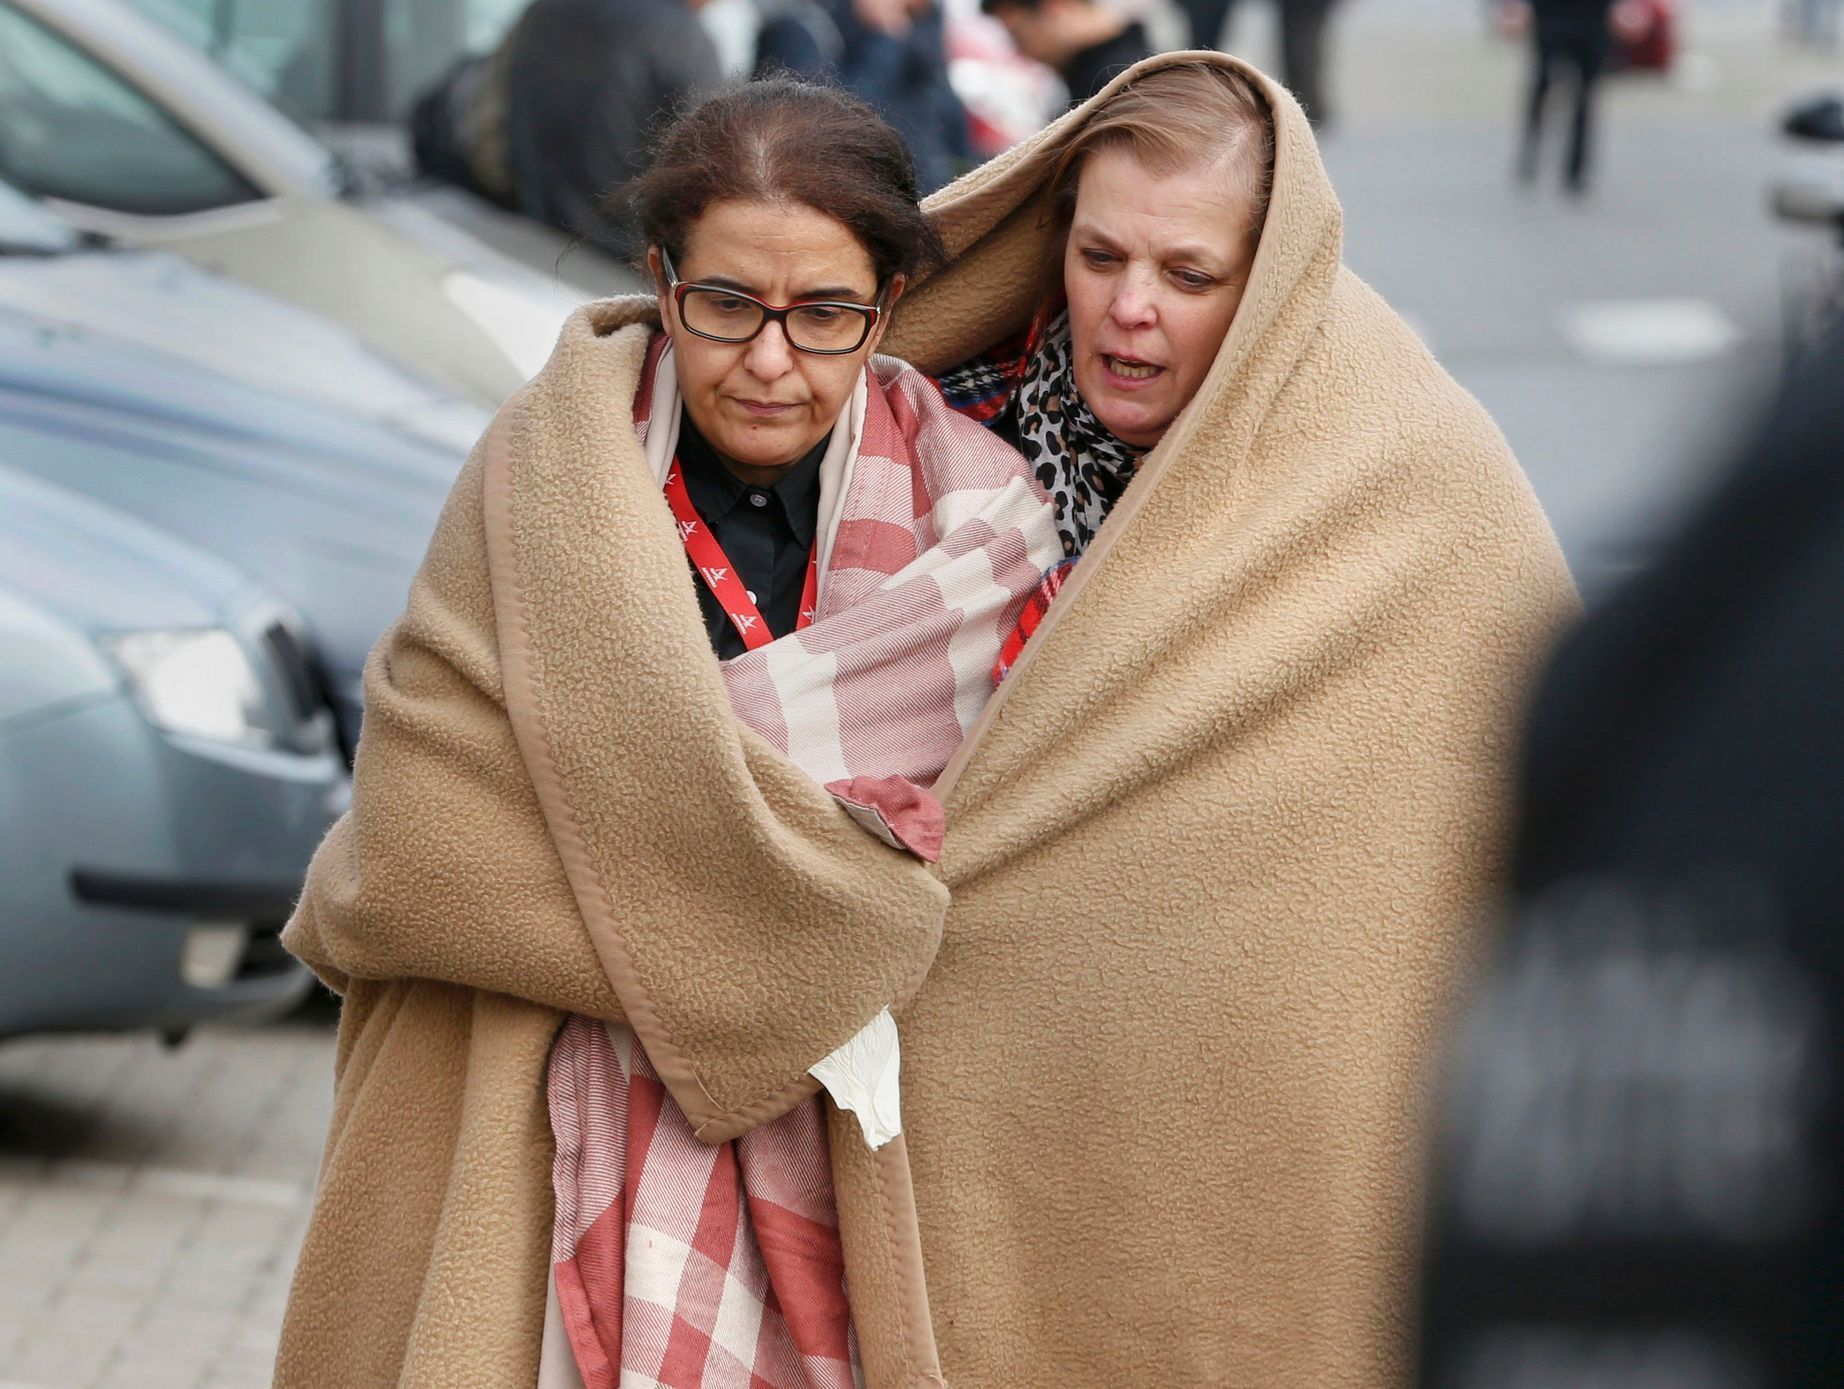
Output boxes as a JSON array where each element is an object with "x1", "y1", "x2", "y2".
[
  {"x1": 0, "y1": 463, "x2": 342, "y2": 1036},
  {"x1": 0, "y1": 0, "x2": 587, "y2": 404},
  {"x1": 0, "y1": 448, "x2": 240, "y2": 632},
  {"x1": 0, "y1": 693, "x2": 330, "y2": 1035},
  {"x1": 0, "y1": 585, "x2": 116, "y2": 726},
  {"x1": 0, "y1": 237, "x2": 490, "y2": 455},
  {"x1": 0, "y1": 287, "x2": 461, "y2": 748}
]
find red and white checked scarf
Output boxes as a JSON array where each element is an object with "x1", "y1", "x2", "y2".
[{"x1": 543, "y1": 336, "x2": 1059, "y2": 1389}]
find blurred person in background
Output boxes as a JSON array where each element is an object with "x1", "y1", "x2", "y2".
[
  {"x1": 411, "y1": 0, "x2": 720, "y2": 257},
  {"x1": 754, "y1": 0, "x2": 974, "y2": 190},
  {"x1": 1174, "y1": 0, "x2": 1236, "y2": 48},
  {"x1": 1276, "y1": 0, "x2": 1342, "y2": 125},
  {"x1": 1508, "y1": 0, "x2": 1615, "y2": 194},
  {"x1": 274, "y1": 79, "x2": 1060, "y2": 1388},
  {"x1": 980, "y1": 0, "x2": 1155, "y2": 107},
  {"x1": 1168, "y1": 0, "x2": 1342, "y2": 125},
  {"x1": 1417, "y1": 321, "x2": 1844, "y2": 1389}
]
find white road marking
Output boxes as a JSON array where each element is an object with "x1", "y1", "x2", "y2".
[
  {"x1": 1557, "y1": 298, "x2": 1742, "y2": 366},
  {"x1": 137, "y1": 1167, "x2": 305, "y2": 1209},
  {"x1": 1670, "y1": 50, "x2": 1723, "y2": 92},
  {"x1": 0, "y1": 1158, "x2": 306, "y2": 1210}
]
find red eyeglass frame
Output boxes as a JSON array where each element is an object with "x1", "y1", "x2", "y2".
[{"x1": 659, "y1": 246, "x2": 883, "y2": 355}]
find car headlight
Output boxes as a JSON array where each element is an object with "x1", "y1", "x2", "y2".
[{"x1": 99, "y1": 629, "x2": 271, "y2": 746}]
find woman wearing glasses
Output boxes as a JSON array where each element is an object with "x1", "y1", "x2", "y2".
[
  {"x1": 274, "y1": 80, "x2": 1059, "y2": 1389},
  {"x1": 640, "y1": 196, "x2": 909, "y2": 663}
]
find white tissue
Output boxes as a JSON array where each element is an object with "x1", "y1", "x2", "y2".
[
  {"x1": 837, "y1": 799, "x2": 905, "y2": 851},
  {"x1": 809, "y1": 1008, "x2": 903, "y2": 1149}
]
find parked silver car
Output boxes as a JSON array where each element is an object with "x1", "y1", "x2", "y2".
[
  {"x1": 0, "y1": 0, "x2": 602, "y2": 403},
  {"x1": 0, "y1": 178, "x2": 475, "y2": 752},
  {"x1": 69, "y1": 0, "x2": 648, "y2": 295},
  {"x1": 0, "y1": 463, "x2": 340, "y2": 1038},
  {"x1": 121, "y1": 0, "x2": 530, "y2": 132}
]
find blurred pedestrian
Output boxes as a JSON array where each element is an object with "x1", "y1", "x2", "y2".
[
  {"x1": 754, "y1": 0, "x2": 974, "y2": 190},
  {"x1": 1278, "y1": 0, "x2": 1340, "y2": 125},
  {"x1": 1511, "y1": 0, "x2": 1614, "y2": 193},
  {"x1": 1168, "y1": 0, "x2": 1341, "y2": 125},
  {"x1": 1417, "y1": 320, "x2": 1844, "y2": 1389},
  {"x1": 410, "y1": 0, "x2": 721, "y2": 258},
  {"x1": 980, "y1": 0, "x2": 1153, "y2": 105},
  {"x1": 1175, "y1": 0, "x2": 1235, "y2": 48}
]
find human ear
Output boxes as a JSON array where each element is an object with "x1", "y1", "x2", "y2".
[
  {"x1": 866, "y1": 273, "x2": 907, "y2": 353},
  {"x1": 648, "y1": 245, "x2": 673, "y2": 325}
]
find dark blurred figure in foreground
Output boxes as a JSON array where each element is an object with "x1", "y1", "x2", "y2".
[
  {"x1": 980, "y1": 0, "x2": 1153, "y2": 106},
  {"x1": 1511, "y1": 0, "x2": 1614, "y2": 193},
  {"x1": 412, "y1": 0, "x2": 720, "y2": 258},
  {"x1": 754, "y1": 0, "x2": 973, "y2": 191},
  {"x1": 1418, "y1": 324, "x2": 1844, "y2": 1388},
  {"x1": 1169, "y1": 0, "x2": 1339, "y2": 125}
]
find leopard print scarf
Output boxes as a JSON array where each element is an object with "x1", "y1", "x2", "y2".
[{"x1": 1013, "y1": 312, "x2": 1148, "y2": 559}]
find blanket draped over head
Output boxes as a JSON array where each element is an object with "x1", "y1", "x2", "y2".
[{"x1": 277, "y1": 50, "x2": 1577, "y2": 1389}]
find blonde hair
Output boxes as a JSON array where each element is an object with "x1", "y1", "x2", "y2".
[{"x1": 1050, "y1": 64, "x2": 1275, "y2": 247}]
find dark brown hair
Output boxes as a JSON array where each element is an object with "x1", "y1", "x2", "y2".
[
  {"x1": 1050, "y1": 64, "x2": 1275, "y2": 248},
  {"x1": 623, "y1": 79, "x2": 946, "y2": 289}
]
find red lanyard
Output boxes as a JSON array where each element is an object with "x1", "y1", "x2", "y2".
[{"x1": 664, "y1": 456, "x2": 819, "y2": 652}]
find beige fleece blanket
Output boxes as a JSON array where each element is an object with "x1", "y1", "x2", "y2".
[
  {"x1": 278, "y1": 51, "x2": 1577, "y2": 1389},
  {"x1": 278, "y1": 299, "x2": 971, "y2": 1387}
]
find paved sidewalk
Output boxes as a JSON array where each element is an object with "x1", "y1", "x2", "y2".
[{"x1": 0, "y1": 1013, "x2": 335, "y2": 1389}]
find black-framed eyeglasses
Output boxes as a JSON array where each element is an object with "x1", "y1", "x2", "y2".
[{"x1": 660, "y1": 247, "x2": 882, "y2": 355}]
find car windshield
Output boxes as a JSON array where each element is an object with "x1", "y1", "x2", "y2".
[
  {"x1": 0, "y1": 178, "x2": 83, "y2": 255},
  {"x1": 47, "y1": 0, "x2": 355, "y2": 199},
  {"x1": 123, "y1": 0, "x2": 336, "y2": 123},
  {"x1": 124, "y1": 0, "x2": 530, "y2": 124},
  {"x1": 0, "y1": 0, "x2": 276, "y2": 215}
]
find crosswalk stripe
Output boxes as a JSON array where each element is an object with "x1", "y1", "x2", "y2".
[{"x1": 1557, "y1": 297, "x2": 1742, "y2": 365}]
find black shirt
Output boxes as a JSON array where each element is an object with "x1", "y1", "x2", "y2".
[{"x1": 675, "y1": 408, "x2": 826, "y2": 661}]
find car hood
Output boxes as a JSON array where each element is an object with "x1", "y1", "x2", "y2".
[
  {"x1": 0, "y1": 306, "x2": 460, "y2": 691},
  {"x1": 0, "y1": 462, "x2": 248, "y2": 632},
  {"x1": 0, "y1": 245, "x2": 489, "y2": 456},
  {"x1": 0, "y1": 462, "x2": 255, "y2": 726}
]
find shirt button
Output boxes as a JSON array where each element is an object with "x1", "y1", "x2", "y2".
[{"x1": 748, "y1": 492, "x2": 769, "y2": 508}]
